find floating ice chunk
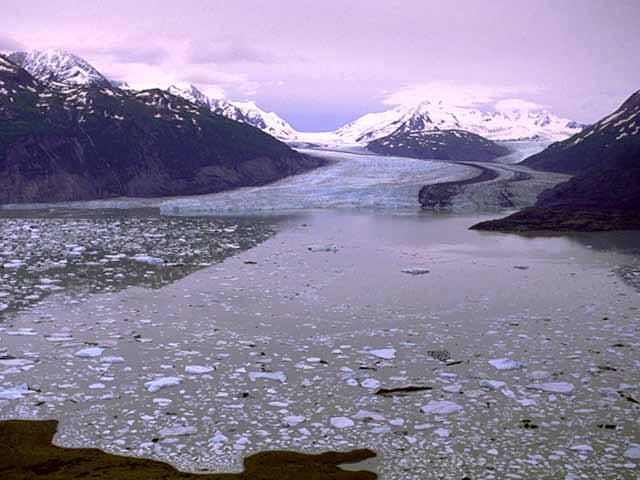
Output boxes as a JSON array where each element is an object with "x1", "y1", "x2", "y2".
[
  {"x1": 0, "y1": 359, "x2": 33, "y2": 367},
  {"x1": 159, "y1": 425, "x2": 197, "y2": 438},
  {"x1": 209, "y1": 431, "x2": 228, "y2": 445},
  {"x1": 354, "y1": 410, "x2": 386, "y2": 422},
  {"x1": 144, "y1": 376, "x2": 182, "y2": 393},
  {"x1": 248, "y1": 371, "x2": 286, "y2": 383},
  {"x1": 89, "y1": 383, "x2": 105, "y2": 389},
  {"x1": 479, "y1": 379, "x2": 507, "y2": 390},
  {"x1": 307, "y1": 244, "x2": 338, "y2": 253},
  {"x1": 0, "y1": 303, "x2": 7, "y2": 311},
  {"x1": 442, "y1": 383, "x2": 462, "y2": 393},
  {"x1": 370, "y1": 348, "x2": 396, "y2": 360},
  {"x1": 283, "y1": 415, "x2": 305, "y2": 427},
  {"x1": 3, "y1": 260, "x2": 23, "y2": 269},
  {"x1": 434, "y1": 427, "x2": 450, "y2": 438},
  {"x1": 624, "y1": 447, "x2": 640, "y2": 459},
  {"x1": 420, "y1": 400, "x2": 463, "y2": 415},
  {"x1": 45, "y1": 333, "x2": 74, "y2": 342},
  {"x1": 330, "y1": 417, "x2": 355, "y2": 429},
  {"x1": 74, "y1": 347, "x2": 104, "y2": 358},
  {"x1": 7, "y1": 328, "x2": 38, "y2": 336},
  {"x1": 401, "y1": 268, "x2": 430, "y2": 275},
  {"x1": 185, "y1": 365, "x2": 215, "y2": 374},
  {"x1": 570, "y1": 444, "x2": 593, "y2": 452},
  {"x1": 488, "y1": 358, "x2": 525, "y2": 370},
  {"x1": 487, "y1": 448, "x2": 499, "y2": 456},
  {"x1": 360, "y1": 378, "x2": 382, "y2": 389},
  {"x1": 102, "y1": 356, "x2": 125, "y2": 364},
  {"x1": 131, "y1": 254, "x2": 165, "y2": 265},
  {"x1": 527, "y1": 382, "x2": 574, "y2": 395},
  {"x1": 0, "y1": 383, "x2": 30, "y2": 400},
  {"x1": 529, "y1": 370, "x2": 551, "y2": 380}
]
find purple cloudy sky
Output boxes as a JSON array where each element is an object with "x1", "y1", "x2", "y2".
[{"x1": 2, "y1": 0, "x2": 639, "y2": 130}]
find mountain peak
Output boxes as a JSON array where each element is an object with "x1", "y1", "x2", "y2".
[{"x1": 7, "y1": 49, "x2": 111, "y2": 87}]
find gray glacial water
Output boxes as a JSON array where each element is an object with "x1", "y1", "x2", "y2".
[{"x1": 1, "y1": 210, "x2": 639, "y2": 479}]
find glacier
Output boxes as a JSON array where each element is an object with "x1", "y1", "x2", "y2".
[{"x1": 159, "y1": 148, "x2": 475, "y2": 215}]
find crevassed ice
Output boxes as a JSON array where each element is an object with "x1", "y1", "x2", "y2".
[{"x1": 160, "y1": 149, "x2": 474, "y2": 215}]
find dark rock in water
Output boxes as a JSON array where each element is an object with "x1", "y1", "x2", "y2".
[
  {"x1": 375, "y1": 385, "x2": 432, "y2": 397},
  {"x1": 0, "y1": 55, "x2": 324, "y2": 204},
  {"x1": 419, "y1": 163, "x2": 501, "y2": 209},
  {"x1": 368, "y1": 127, "x2": 509, "y2": 162},
  {"x1": 471, "y1": 89, "x2": 640, "y2": 232},
  {"x1": 0, "y1": 419, "x2": 378, "y2": 480},
  {"x1": 427, "y1": 349, "x2": 452, "y2": 362}
]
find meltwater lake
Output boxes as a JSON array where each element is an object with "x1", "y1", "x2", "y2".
[{"x1": 1, "y1": 208, "x2": 639, "y2": 479}]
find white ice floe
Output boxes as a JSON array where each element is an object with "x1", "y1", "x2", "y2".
[
  {"x1": 401, "y1": 268, "x2": 430, "y2": 275},
  {"x1": 570, "y1": 444, "x2": 593, "y2": 453},
  {"x1": 442, "y1": 383, "x2": 462, "y2": 393},
  {"x1": 7, "y1": 328, "x2": 38, "y2": 336},
  {"x1": 74, "y1": 347, "x2": 105, "y2": 358},
  {"x1": 624, "y1": 447, "x2": 640, "y2": 459},
  {"x1": 0, "y1": 358, "x2": 33, "y2": 367},
  {"x1": 0, "y1": 383, "x2": 30, "y2": 400},
  {"x1": 369, "y1": 348, "x2": 396, "y2": 360},
  {"x1": 209, "y1": 431, "x2": 228, "y2": 445},
  {"x1": 159, "y1": 425, "x2": 198, "y2": 438},
  {"x1": 185, "y1": 365, "x2": 215, "y2": 374},
  {"x1": 101, "y1": 356, "x2": 125, "y2": 364},
  {"x1": 144, "y1": 376, "x2": 182, "y2": 393},
  {"x1": 283, "y1": 415, "x2": 306, "y2": 427},
  {"x1": 248, "y1": 371, "x2": 287, "y2": 382},
  {"x1": 529, "y1": 370, "x2": 552, "y2": 380},
  {"x1": 527, "y1": 382, "x2": 575, "y2": 395},
  {"x1": 330, "y1": 416, "x2": 355, "y2": 428},
  {"x1": 131, "y1": 254, "x2": 166, "y2": 265},
  {"x1": 354, "y1": 410, "x2": 386, "y2": 422},
  {"x1": 420, "y1": 400, "x2": 463, "y2": 415},
  {"x1": 479, "y1": 379, "x2": 507, "y2": 390},
  {"x1": 434, "y1": 427, "x2": 450, "y2": 438},
  {"x1": 488, "y1": 358, "x2": 526, "y2": 370},
  {"x1": 360, "y1": 378, "x2": 382, "y2": 389}
]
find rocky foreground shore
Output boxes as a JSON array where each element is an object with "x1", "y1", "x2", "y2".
[{"x1": 1, "y1": 420, "x2": 377, "y2": 480}]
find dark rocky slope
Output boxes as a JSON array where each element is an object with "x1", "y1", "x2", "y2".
[
  {"x1": 368, "y1": 127, "x2": 509, "y2": 162},
  {"x1": 0, "y1": 56, "x2": 322, "y2": 204},
  {"x1": 472, "y1": 90, "x2": 640, "y2": 232},
  {"x1": 522, "y1": 90, "x2": 640, "y2": 174}
]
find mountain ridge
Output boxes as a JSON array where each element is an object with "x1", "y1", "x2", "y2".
[
  {"x1": 0, "y1": 55, "x2": 323, "y2": 204},
  {"x1": 471, "y1": 88, "x2": 640, "y2": 232},
  {"x1": 6, "y1": 49, "x2": 587, "y2": 145}
]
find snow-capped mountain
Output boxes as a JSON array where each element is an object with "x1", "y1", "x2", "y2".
[
  {"x1": 167, "y1": 84, "x2": 298, "y2": 140},
  {"x1": 7, "y1": 49, "x2": 111, "y2": 87},
  {"x1": 331, "y1": 100, "x2": 585, "y2": 144}
]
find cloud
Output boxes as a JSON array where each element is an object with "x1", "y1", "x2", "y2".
[
  {"x1": 182, "y1": 68, "x2": 259, "y2": 96},
  {"x1": 494, "y1": 98, "x2": 548, "y2": 113},
  {"x1": 382, "y1": 82, "x2": 542, "y2": 108},
  {"x1": 189, "y1": 39, "x2": 275, "y2": 64},
  {"x1": 79, "y1": 43, "x2": 169, "y2": 65},
  {"x1": 0, "y1": 33, "x2": 24, "y2": 52}
]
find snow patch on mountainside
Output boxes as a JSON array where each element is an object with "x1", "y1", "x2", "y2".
[
  {"x1": 329, "y1": 100, "x2": 584, "y2": 145},
  {"x1": 8, "y1": 49, "x2": 111, "y2": 87},
  {"x1": 167, "y1": 84, "x2": 297, "y2": 140}
]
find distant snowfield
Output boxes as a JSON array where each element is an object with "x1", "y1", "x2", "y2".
[{"x1": 160, "y1": 142, "x2": 546, "y2": 215}]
